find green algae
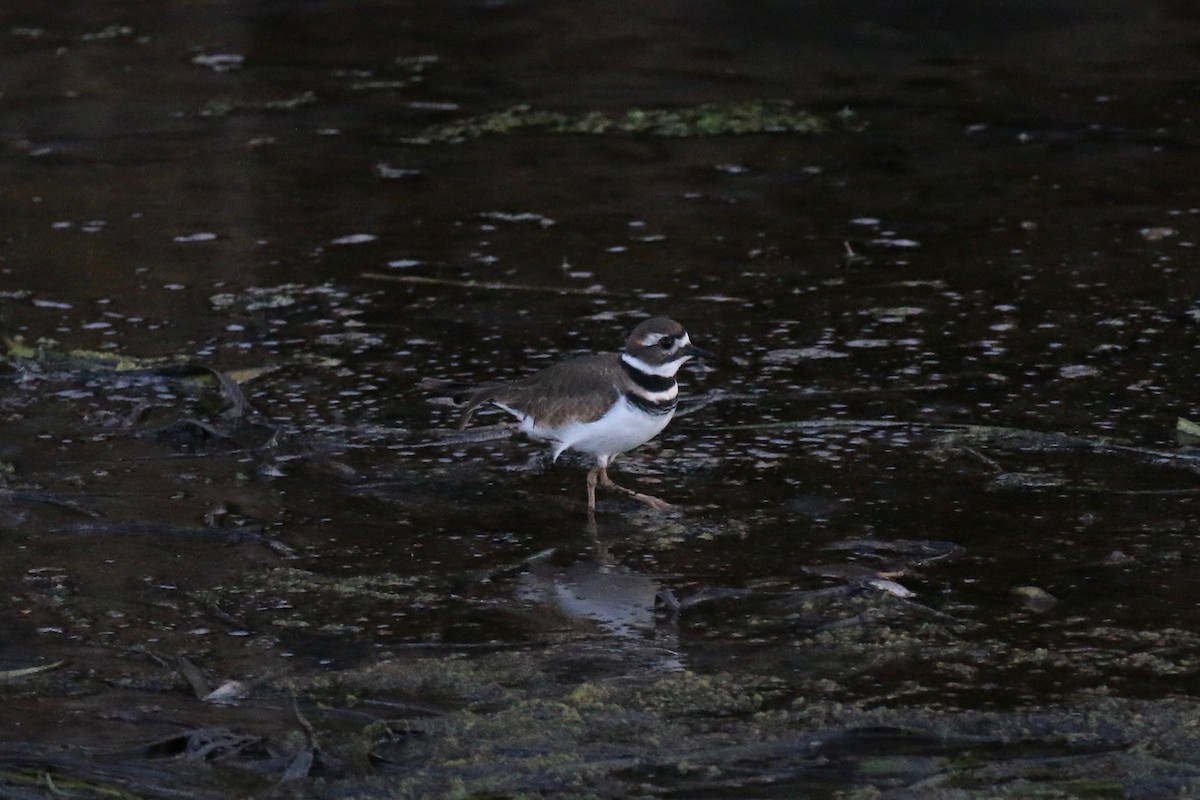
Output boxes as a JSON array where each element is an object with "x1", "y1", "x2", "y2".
[
  {"x1": 403, "y1": 100, "x2": 832, "y2": 144},
  {"x1": 631, "y1": 670, "x2": 786, "y2": 718},
  {"x1": 269, "y1": 647, "x2": 1200, "y2": 799},
  {"x1": 200, "y1": 90, "x2": 317, "y2": 117},
  {"x1": 204, "y1": 565, "x2": 424, "y2": 608},
  {"x1": 4, "y1": 335, "x2": 176, "y2": 372},
  {"x1": 281, "y1": 654, "x2": 794, "y2": 798}
]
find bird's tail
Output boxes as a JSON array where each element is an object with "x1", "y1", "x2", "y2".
[
  {"x1": 420, "y1": 377, "x2": 503, "y2": 430},
  {"x1": 457, "y1": 385, "x2": 505, "y2": 430}
]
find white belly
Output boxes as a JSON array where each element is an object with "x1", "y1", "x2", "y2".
[{"x1": 530, "y1": 398, "x2": 674, "y2": 466}]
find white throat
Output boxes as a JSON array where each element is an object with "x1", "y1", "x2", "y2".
[{"x1": 621, "y1": 352, "x2": 688, "y2": 377}]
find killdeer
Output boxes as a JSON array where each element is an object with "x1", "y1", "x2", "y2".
[{"x1": 458, "y1": 317, "x2": 715, "y2": 511}]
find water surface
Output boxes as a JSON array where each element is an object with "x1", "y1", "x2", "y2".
[{"x1": 3, "y1": 1, "x2": 1200, "y2": 797}]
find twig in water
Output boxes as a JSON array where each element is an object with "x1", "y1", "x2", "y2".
[{"x1": 362, "y1": 271, "x2": 610, "y2": 296}]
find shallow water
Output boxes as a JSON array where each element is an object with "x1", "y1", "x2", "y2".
[{"x1": 3, "y1": 1, "x2": 1200, "y2": 797}]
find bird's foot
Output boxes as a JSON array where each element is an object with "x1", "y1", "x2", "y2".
[
  {"x1": 625, "y1": 490, "x2": 673, "y2": 511},
  {"x1": 595, "y1": 467, "x2": 673, "y2": 511}
]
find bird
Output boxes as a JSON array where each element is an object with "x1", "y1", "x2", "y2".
[{"x1": 457, "y1": 317, "x2": 715, "y2": 511}]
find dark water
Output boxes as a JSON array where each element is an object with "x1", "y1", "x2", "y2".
[{"x1": 3, "y1": 2, "x2": 1200, "y2": 797}]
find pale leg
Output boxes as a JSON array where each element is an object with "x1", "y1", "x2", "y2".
[{"x1": 586, "y1": 466, "x2": 600, "y2": 510}]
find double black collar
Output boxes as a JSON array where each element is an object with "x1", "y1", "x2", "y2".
[
  {"x1": 621, "y1": 358, "x2": 676, "y2": 394},
  {"x1": 621, "y1": 359, "x2": 677, "y2": 415}
]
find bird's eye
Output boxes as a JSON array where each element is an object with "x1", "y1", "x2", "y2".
[{"x1": 658, "y1": 336, "x2": 674, "y2": 350}]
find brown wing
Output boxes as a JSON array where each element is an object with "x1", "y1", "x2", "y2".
[{"x1": 459, "y1": 354, "x2": 621, "y2": 429}]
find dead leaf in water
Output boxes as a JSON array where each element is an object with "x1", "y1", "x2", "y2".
[
  {"x1": 203, "y1": 680, "x2": 251, "y2": 705},
  {"x1": 1177, "y1": 417, "x2": 1200, "y2": 443},
  {"x1": 1013, "y1": 585, "x2": 1058, "y2": 613}
]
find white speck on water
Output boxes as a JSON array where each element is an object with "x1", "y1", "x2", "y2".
[
  {"x1": 479, "y1": 211, "x2": 557, "y2": 227},
  {"x1": 191, "y1": 53, "x2": 244, "y2": 72},
  {"x1": 405, "y1": 101, "x2": 460, "y2": 111},
  {"x1": 763, "y1": 347, "x2": 849, "y2": 363},
  {"x1": 387, "y1": 259, "x2": 422, "y2": 269},
  {"x1": 1060, "y1": 364, "x2": 1100, "y2": 379},
  {"x1": 163, "y1": 283, "x2": 185, "y2": 291},
  {"x1": 32, "y1": 298, "x2": 72, "y2": 309},
  {"x1": 864, "y1": 306, "x2": 925, "y2": 319},
  {"x1": 332, "y1": 233, "x2": 377, "y2": 245},
  {"x1": 375, "y1": 163, "x2": 422, "y2": 179},
  {"x1": 1139, "y1": 226, "x2": 1177, "y2": 241},
  {"x1": 870, "y1": 238, "x2": 920, "y2": 248},
  {"x1": 174, "y1": 232, "x2": 217, "y2": 242}
]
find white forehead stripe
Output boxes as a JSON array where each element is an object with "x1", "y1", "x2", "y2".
[{"x1": 637, "y1": 330, "x2": 689, "y2": 348}]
